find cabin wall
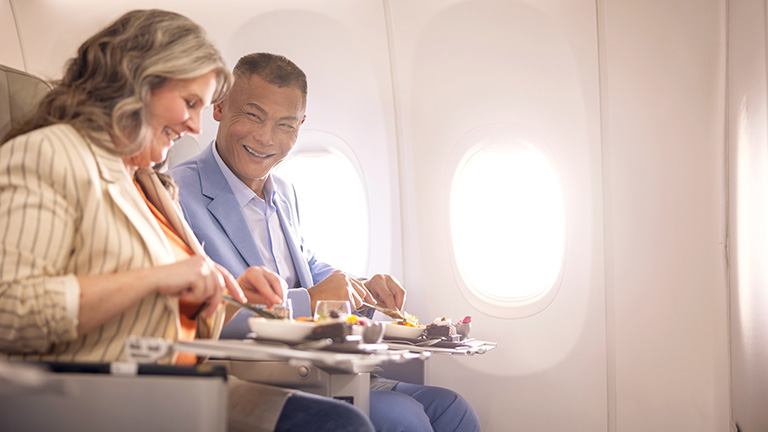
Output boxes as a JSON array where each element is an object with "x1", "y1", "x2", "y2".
[
  {"x1": 0, "y1": 1, "x2": 23, "y2": 70},
  {"x1": 728, "y1": 1, "x2": 768, "y2": 431},
  {"x1": 387, "y1": 1, "x2": 608, "y2": 431},
  {"x1": 0, "y1": 1, "x2": 732, "y2": 431},
  {"x1": 598, "y1": 1, "x2": 729, "y2": 431}
]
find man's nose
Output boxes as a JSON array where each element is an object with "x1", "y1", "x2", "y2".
[{"x1": 251, "y1": 123, "x2": 275, "y2": 145}]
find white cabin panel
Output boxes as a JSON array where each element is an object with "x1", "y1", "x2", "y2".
[
  {"x1": 0, "y1": 1, "x2": 24, "y2": 71},
  {"x1": 728, "y1": 0, "x2": 768, "y2": 431},
  {"x1": 386, "y1": 1, "x2": 606, "y2": 430},
  {"x1": 0, "y1": 1, "x2": 738, "y2": 431},
  {"x1": 599, "y1": 0, "x2": 728, "y2": 431}
]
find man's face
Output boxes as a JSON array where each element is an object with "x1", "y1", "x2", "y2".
[{"x1": 213, "y1": 74, "x2": 306, "y2": 194}]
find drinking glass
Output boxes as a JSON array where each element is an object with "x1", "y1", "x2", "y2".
[
  {"x1": 314, "y1": 300, "x2": 351, "y2": 320},
  {"x1": 270, "y1": 299, "x2": 293, "y2": 320}
]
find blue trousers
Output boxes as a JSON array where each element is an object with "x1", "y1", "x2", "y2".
[
  {"x1": 370, "y1": 382, "x2": 481, "y2": 432},
  {"x1": 274, "y1": 391, "x2": 374, "y2": 432},
  {"x1": 273, "y1": 383, "x2": 480, "y2": 432}
]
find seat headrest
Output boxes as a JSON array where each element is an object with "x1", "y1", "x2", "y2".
[{"x1": 0, "y1": 64, "x2": 52, "y2": 141}]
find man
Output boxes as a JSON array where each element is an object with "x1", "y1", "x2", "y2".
[{"x1": 170, "y1": 53, "x2": 480, "y2": 431}]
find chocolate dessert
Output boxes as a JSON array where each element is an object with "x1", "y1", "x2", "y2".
[
  {"x1": 426, "y1": 317, "x2": 457, "y2": 339},
  {"x1": 308, "y1": 321, "x2": 352, "y2": 342}
]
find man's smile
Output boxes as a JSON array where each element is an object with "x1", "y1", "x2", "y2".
[{"x1": 243, "y1": 145, "x2": 274, "y2": 158}]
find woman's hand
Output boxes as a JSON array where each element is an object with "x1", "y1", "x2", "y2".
[
  {"x1": 154, "y1": 255, "x2": 247, "y2": 318},
  {"x1": 76, "y1": 254, "x2": 246, "y2": 333}
]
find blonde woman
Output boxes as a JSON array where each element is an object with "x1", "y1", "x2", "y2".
[{"x1": 0, "y1": 9, "x2": 373, "y2": 432}]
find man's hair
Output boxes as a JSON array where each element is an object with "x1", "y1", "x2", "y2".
[
  {"x1": 233, "y1": 53, "x2": 307, "y2": 107},
  {"x1": 3, "y1": 9, "x2": 233, "y2": 155}
]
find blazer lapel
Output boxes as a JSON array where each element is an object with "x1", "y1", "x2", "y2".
[
  {"x1": 273, "y1": 194, "x2": 314, "y2": 288},
  {"x1": 86, "y1": 141, "x2": 175, "y2": 267},
  {"x1": 85, "y1": 140, "x2": 178, "y2": 325},
  {"x1": 197, "y1": 148, "x2": 269, "y2": 268},
  {"x1": 135, "y1": 167, "x2": 223, "y2": 339},
  {"x1": 135, "y1": 168, "x2": 204, "y2": 255}
]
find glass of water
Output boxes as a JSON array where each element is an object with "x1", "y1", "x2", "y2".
[
  {"x1": 270, "y1": 299, "x2": 293, "y2": 319},
  {"x1": 314, "y1": 300, "x2": 351, "y2": 321}
]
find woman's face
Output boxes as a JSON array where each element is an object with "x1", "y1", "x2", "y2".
[{"x1": 125, "y1": 71, "x2": 217, "y2": 169}]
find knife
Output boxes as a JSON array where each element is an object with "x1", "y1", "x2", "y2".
[
  {"x1": 361, "y1": 301, "x2": 421, "y2": 326},
  {"x1": 223, "y1": 294, "x2": 280, "y2": 319}
]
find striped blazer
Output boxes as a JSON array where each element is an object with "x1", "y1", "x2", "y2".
[{"x1": 0, "y1": 124, "x2": 224, "y2": 363}]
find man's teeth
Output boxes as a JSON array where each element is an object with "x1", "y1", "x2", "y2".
[
  {"x1": 244, "y1": 146, "x2": 269, "y2": 158},
  {"x1": 164, "y1": 127, "x2": 180, "y2": 141}
]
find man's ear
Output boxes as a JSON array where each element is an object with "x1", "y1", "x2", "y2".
[{"x1": 212, "y1": 101, "x2": 224, "y2": 121}]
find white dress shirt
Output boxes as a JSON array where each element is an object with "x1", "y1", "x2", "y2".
[{"x1": 212, "y1": 143, "x2": 299, "y2": 288}]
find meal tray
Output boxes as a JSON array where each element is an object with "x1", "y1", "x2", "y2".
[
  {"x1": 381, "y1": 339, "x2": 497, "y2": 355},
  {"x1": 174, "y1": 339, "x2": 427, "y2": 374}
]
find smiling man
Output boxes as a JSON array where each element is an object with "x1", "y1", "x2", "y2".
[
  {"x1": 169, "y1": 53, "x2": 480, "y2": 432},
  {"x1": 170, "y1": 54, "x2": 398, "y2": 319}
]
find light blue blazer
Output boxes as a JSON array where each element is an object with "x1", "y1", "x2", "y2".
[{"x1": 169, "y1": 143, "x2": 336, "y2": 334}]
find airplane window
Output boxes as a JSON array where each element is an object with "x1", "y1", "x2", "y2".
[
  {"x1": 274, "y1": 140, "x2": 369, "y2": 276},
  {"x1": 450, "y1": 138, "x2": 565, "y2": 312}
]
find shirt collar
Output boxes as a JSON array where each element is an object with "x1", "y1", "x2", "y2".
[{"x1": 212, "y1": 141, "x2": 276, "y2": 208}]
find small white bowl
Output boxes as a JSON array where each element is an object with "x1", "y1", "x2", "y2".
[
  {"x1": 354, "y1": 322, "x2": 387, "y2": 343},
  {"x1": 384, "y1": 323, "x2": 425, "y2": 340},
  {"x1": 248, "y1": 318, "x2": 315, "y2": 343},
  {"x1": 455, "y1": 322, "x2": 471, "y2": 339}
]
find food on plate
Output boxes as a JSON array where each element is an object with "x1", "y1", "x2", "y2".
[
  {"x1": 391, "y1": 311, "x2": 424, "y2": 328},
  {"x1": 426, "y1": 316, "x2": 457, "y2": 339},
  {"x1": 393, "y1": 319, "x2": 423, "y2": 328},
  {"x1": 383, "y1": 314, "x2": 473, "y2": 341},
  {"x1": 307, "y1": 309, "x2": 385, "y2": 343},
  {"x1": 308, "y1": 321, "x2": 353, "y2": 342},
  {"x1": 383, "y1": 322, "x2": 425, "y2": 340}
]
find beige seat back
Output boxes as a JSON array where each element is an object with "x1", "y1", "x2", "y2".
[{"x1": 0, "y1": 64, "x2": 52, "y2": 141}]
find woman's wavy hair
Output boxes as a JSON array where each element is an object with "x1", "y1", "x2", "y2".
[{"x1": 3, "y1": 9, "x2": 233, "y2": 156}]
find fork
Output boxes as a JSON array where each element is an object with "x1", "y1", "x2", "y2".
[
  {"x1": 361, "y1": 302, "x2": 423, "y2": 328},
  {"x1": 223, "y1": 294, "x2": 280, "y2": 319}
]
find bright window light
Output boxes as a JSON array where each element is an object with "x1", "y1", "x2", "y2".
[
  {"x1": 451, "y1": 141, "x2": 565, "y2": 302},
  {"x1": 274, "y1": 147, "x2": 368, "y2": 276}
]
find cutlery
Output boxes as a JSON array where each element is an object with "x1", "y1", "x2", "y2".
[
  {"x1": 223, "y1": 294, "x2": 280, "y2": 319},
  {"x1": 385, "y1": 338, "x2": 442, "y2": 347},
  {"x1": 361, "y1": 301, "x2": 421, "y2": 327},
  {"x1": 361, "y1": 301, "x2": 405, "y2": 320}
]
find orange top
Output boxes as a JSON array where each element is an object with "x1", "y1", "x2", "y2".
[{"x1": 135, "y1": 182, "x2": 202, "y2": 365}]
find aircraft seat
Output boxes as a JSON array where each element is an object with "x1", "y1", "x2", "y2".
[
  {"x1": 0, "y1": 65, "x2": 227, "y2": 431},
  {"x1": 0, "y1": 64, "x2": 52, "y2": 140}
]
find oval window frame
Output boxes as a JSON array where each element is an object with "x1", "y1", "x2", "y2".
[
  {"x1": 275, "y1": 129, "x2": 370, "y2": 276},
  {"x1": 447, "y1": 124, "x2": 567, "y2": 319}
]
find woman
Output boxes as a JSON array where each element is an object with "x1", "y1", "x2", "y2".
[{"x1": 0, "y1": 9, "x2": 373, "y2": 432}]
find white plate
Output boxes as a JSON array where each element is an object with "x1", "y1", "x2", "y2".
[
  {"x1": 384, "y1": 323, "x2": 425, "y2": 340},
  {"x1": 248, "y1": 318, "x2": 316, "y2": 343}
]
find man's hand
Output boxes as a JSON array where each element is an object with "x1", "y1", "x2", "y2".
[
  {"x1": 364, "y1": 274, "x2": 406, "y2": 311},
  {"x1": 236, "y1": 265, "x2": 287, "y2": 308},
  {"x1": 307, "y1": 270, "x2": 375, "y2": 312}
]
